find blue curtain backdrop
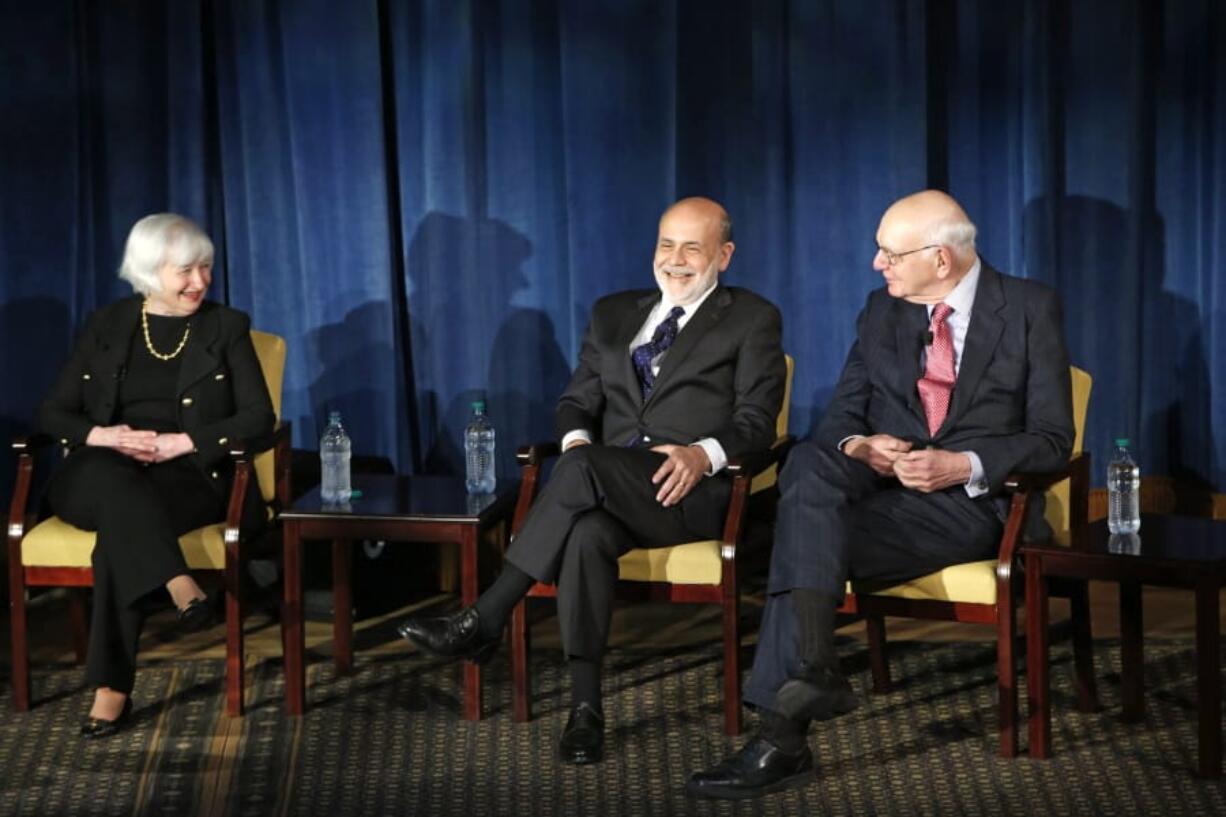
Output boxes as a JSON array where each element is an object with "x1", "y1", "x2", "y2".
[{"x1": 1, "y1": 0, "x2": 1222, "y2": 496}]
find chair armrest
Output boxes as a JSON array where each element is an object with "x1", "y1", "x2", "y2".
[
  {"x1": 11, "y1": 433, "x2": 55, "y2": 454},
  {"x1": 1005, "y1": 448, "x2": 1093, "y2": 485},
  {"x1": 9, "y1": 433, "x2": 58, "y2": 546},
  {"x1": 223, "y1": 420, "x2": 294, "y2": 528},
  {"x1": 228, "y1": 420, "x2": 293, "y2": 461},
  {"x1": 726, "y1": 435, "x2": 795, "y2": 478},
  {"x1": 1001, "y1": 452, "x2": 1086, "y2": 493},
  {"x1": 995, "y1": 451, "x2": 1092, "y2": 592},
  {"x1": 517, "y1": 441, "x2": 561, "y2": 468},
  {"x1": 717, "y1": 437, "x2": 796, "y2": 562},
  {"x1": 222, "y1": 448, "x2": 254, "y2": 555},
  {"x1": 270, "y1": 421, "x2": 293, "y2": 448},
  {"x1": 511, "y1": 441, "x2": 561, "y2": 539}
]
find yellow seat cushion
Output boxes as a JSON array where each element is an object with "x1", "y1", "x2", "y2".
[
  {"x1": 617, "y1": 540, "x2": 722, "y2": 585},
  {"x1": 21, "y1": 516, "x2": 228, "y2": 571},
  {"x1": 847, "y1": 559, "x2": 999, "y2": 605},
  {"x1": 848, "y1": 525, "x2": 1069, "y2": 606}
]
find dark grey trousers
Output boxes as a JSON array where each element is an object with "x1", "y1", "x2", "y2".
[
  {"x1": 505, "y1": 445, "x2": 728, "y2": 661},
  {"x1": 744, "y1": 439, "x2": 1003, "y2": 711}
]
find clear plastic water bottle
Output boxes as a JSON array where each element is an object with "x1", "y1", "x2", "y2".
[
  {"x1": 464, "y1": 400, "x2": 496, "y2": 494},
  {"x1": 1107, "y1": 532, "x2": 1142, "y2": 556},
  {"x1": 320, "y1": 410, "x2": 352, "y2": 504},
  {"x1": 1107, "y1": 438, "x2": 1140, "y2": 534}
]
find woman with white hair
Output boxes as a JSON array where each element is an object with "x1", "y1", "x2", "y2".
[{"x1": 38, "y1": 213, "x2": 275, "y2": 737}]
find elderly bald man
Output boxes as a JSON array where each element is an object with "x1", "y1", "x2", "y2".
[
  {"x1": 688, "y1": 190, "x2": 1075, "y2": 799},
  {"x1": 399, "y1": 197, "x2": 787, "y2": 765}
]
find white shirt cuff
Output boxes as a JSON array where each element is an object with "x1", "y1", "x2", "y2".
[
  {"x1": 561, "y1": 429, "x2": 592, "y2": 451},
  {"x1": 963, "y1": 451, "x2": 990, "y2": 497},
  {"x1": 838, "y1": 434, "x2": 865, "y2": 453},
  {"x1": 693, "y1": 438, "x2": 727, "y2": 475}
]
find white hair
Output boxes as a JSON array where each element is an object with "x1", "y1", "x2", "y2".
[
  {"x1": 118, "y1": 213, "x2": 214, "y2": 295},
  {"x1": 925, "y1": 217, "x2": 978, "y2": 258}
]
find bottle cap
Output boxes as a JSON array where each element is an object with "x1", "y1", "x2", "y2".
[
  {"x1": 329, "y1": 410, "x2": 342, "y2": 423},
  {"x1": 471, "y1": 400, "x2": 486, "y2": 412},
  {"x1": 1114, "y1": 438, "x2": 1130, "y2": 447}
]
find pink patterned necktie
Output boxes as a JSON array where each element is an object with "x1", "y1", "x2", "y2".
[{"x1": 917, "y1": 303, "x2": 955, "y2": 436}]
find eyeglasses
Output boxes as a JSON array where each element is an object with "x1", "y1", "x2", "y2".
[{"x1": 876, "y1": 244, "x2": 939, "y2": 266}]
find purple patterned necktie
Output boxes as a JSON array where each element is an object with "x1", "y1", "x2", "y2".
[{"x1": 632, "y1": 305, "x2": 685, "y2": 398}]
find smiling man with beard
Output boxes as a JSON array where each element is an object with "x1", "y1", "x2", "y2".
[{"x1": 397, "y1": 196, "x2": 786, "y2": 765}]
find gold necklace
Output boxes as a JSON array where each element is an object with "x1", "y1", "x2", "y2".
[{"x1": 141, "y1": 301, "x2": 191, "y2": 361}]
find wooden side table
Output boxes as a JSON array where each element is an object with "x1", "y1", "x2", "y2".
[
  {"x1": 1024, "y1": 514, "x2": 1225, "y2": 777},
  {"x1": 281, "y1": 474, "x2": 517, "y2": 719}
]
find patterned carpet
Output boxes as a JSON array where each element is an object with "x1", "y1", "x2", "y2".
[{"x1": 1, "y1": 638, "x2": 1222, "y2": 816}]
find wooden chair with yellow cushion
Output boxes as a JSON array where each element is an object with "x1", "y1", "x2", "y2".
[
  {"x1": 837, "y1": 365, "x2": 1098, "y2": 757},
  {"x1": 507, "y1": 355, "x2": 794, "y2": 736},
  {"x1": 7, "y1": 330, "x2": 291, "y2": 717}
]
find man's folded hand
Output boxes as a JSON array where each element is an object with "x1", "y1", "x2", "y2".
[
  {"x1": 650, "y1": 444, "x2": 710, "y2": 507},
  {"x1": 893, "y1": 448, "x2": 972, "y2": 493},
  {"x1": 843, "y1": 434, "x2": 912, "y2": 476}
]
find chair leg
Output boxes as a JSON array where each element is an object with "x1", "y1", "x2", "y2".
[
  {"x1": 10, "y1": 576, "x2": 30, "y2": 711},
  {"x1": 68, "y1": 590, "x2": 88, "y2": 665},
  {"x1": 1068, "y1": 580, "x2": 1100, "y2": 712},
  {"x1": 225, "y1": 575, "x2": 245, "y2": 717},
  {"x1": 510, "y1": 599, "x2": 531, "y2": 722},
  {"x1": 865, "y1": 614, "x2": 893, "y2": 694},
  {"x1": 722, "y1": 594, "x2": 742, "y2": 736},
  {"x1": 997, "y1": 600, "x2": 1019, "y2": 758}
]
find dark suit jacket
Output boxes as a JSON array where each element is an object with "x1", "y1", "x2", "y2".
[
  {"x1": 555, "y1": 285, "x2": 786, "y2": 461},
  {"x1": 816, "y1": 264, "x2": 1074, "y2": 496},
  {"x1": 39, "y1": 296, "x2": 276, "y2": 500}
]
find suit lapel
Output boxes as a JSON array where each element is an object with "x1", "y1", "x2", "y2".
[
  {"x1": 891, "y1": 299, "x2": 929, "y2": 423},
  {"x1": 644, "y1": 287, "x2": 732, "y2": 409},
  {"x1": 176, "y1": 303, "x2": 222, "y2": 396},
  {"x1": 94, "y1": 298, "x2": 142, "y2": 412},
  {"x1": 618, "y1": 292, "x2": 660, "y2": 409},
  {"x1": 942, "y1": 265, "x2": 1005, "y2": 433}
]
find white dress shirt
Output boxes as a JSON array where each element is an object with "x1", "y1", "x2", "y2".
[
  {"x1": 561, "y1": 282, "x2": 728, "y2": 473},
  {"x1": 926, "y1": 259, "x2": 989, "y2": 497}
]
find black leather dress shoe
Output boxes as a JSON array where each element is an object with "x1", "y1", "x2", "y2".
[
  {"x1": 686, "y1": 736, "x2": 814, "y2": 800},
  {"x1": 557, "y1": 702, "x2": 604, "y2": 764},
  {"x1": 396, "y1": 607, "x2": 500, "y2": 664},
  {"x1": 80, "y1": 697, "x2": 134, "y2": 739},
  {"x1": 774, "y1": 660, "x2": 859, "y2": 722},
  {"x1": 177, "y1": 597, "x2": 215, "y2": 633}
]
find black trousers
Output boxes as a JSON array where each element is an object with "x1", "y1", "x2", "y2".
[
  {"x1": 46, "y1": 447, "x2": 224, "y2": 694},
  {"x1": 743, "y1": 439, "x2": 1003, "y2": 711},
  {"x1": 505, "y1": 445, "x2": 728, "y2": 661}
]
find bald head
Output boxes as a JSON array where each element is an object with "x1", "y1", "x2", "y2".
[
  {"x1": 874, "y1": 190, "x2": 979, "y2": 303},
  {"x1": 880, "y1": 190, "x2": 977, "y2": 261},
  {"x1": 660, "y1": 197, "x2": 733, "y2": 244}
]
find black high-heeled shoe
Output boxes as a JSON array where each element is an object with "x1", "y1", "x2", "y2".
[
  {"x1": 177, "y1": 596, "x2": 215, "y2": 633},
  {"x1": 80, "y1": 697, "x2": 133, "y2": 739}
]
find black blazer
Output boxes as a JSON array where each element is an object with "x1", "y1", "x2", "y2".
[
  {"x1": 39, "y1": 296, "x2": 276, "y2": 499},
  {"x1": 555, "y1": 285, "x2": 786, "y2": 460},
  {"x1": 816, "y1": 264, "x2": 1074, "y2": 495}
]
